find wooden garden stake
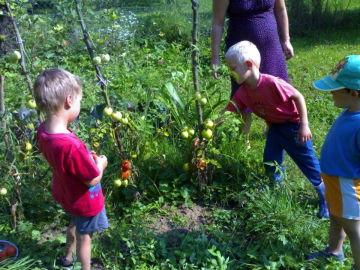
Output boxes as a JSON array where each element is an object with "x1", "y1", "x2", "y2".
[
  {"x1": 190, "y1": 0, "x2": 208, "y2": 194},
  {"x1": 74, "y1": 0, "x2": 125, "y2": 156},
  {"x1": 0, "y1": 74, "x2": 21, "y2": 230},
  {"x1": 4, "y1": 0, "x2": 42, "y2": 122}
]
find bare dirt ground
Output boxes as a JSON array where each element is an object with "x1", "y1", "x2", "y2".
[{"x1": 147, "y1": 203, "x2": 209, "y2": 234}]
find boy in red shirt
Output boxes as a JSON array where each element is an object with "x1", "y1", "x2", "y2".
[
  {"x1": 223, "y1": 41, "x2": 328, "y2": 218},
  {"x1": 35, "y1": 69, "x2": 108, "y2": 270}
]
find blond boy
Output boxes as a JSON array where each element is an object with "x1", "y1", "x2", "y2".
[{"x1": 34, "y1": 69, "x2": 108, "y2": 270}]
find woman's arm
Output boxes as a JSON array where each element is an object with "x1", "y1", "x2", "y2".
[
  {"x1": 274, "y1": 0, "x2": 294, "y2": 60},
  {"x1": 211, "y1": 0, "x2": 229, "y2": 78}
]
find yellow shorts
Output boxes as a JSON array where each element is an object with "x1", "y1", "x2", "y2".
[{"x1": 322, "y1": 173, "x2": 360, "y2": 220}]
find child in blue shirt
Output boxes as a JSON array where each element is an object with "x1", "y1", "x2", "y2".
[{"x1": 307, "y1": 55, "x2": 360, "y2": 270}]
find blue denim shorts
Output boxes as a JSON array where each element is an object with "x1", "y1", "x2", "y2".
[{"x1": 68, "y1": 206, "x2": 108, "y2": 234}]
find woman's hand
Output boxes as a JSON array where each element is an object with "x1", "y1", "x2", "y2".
[
  {"x1": 211, "y1": 61, "x2": 221, "y2": 79},
  {"x1": 282, "y1": 40, "x2": 294, "y2": 60}
]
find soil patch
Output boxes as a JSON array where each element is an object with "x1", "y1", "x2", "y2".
[{"x1": 147, "y1": 203, "x2": 210, "y2": 234}]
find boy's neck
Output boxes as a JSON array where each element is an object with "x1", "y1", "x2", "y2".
[
  {"x1": 244, "y1": 69, "x2": 260, "y2": 89},
  {"x1": 348, "y1": 102, "x2": 360, "y2": 113},
  {"x1": 346, "y1": 95, "x2": 360, "y2": 113},
  {"x1": 45, "y1": 113, "x2": 71, "y2": 134}
]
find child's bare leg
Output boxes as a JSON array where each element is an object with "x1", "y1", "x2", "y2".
[
  {"x1": 341, "y1": 218, "x2": 360, "y2": 269},
  {"x1": 328, "y1": 215, "x2": 346, "y2": 254},
  {"x1": 65, "y1": 221, "x2": 76, "y2": 261},
  {"x1": 76, "y1": 232, "x2": 92, "y2": 270}
]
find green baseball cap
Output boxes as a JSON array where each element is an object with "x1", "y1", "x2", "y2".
[{"x1": 313, "y1": 55, "x2": 360, "y2": 91}]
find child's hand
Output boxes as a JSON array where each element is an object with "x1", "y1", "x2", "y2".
[
  {"x1": 94, "y1": 154, "x2": 108, "y2": 170},
  {"x1": 297, "y1": 124, "x2": 312, "y2": 144}
]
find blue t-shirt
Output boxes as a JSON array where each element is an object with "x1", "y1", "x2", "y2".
[{"x1": 320, "y1": 109, "x2": 360, "y2": 178}]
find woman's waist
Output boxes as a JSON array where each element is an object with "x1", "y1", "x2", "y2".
[{"x1": 227, "y1": 8, "x2": 273, "y2": 21}]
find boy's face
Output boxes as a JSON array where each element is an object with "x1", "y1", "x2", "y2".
[
  {"x1": 68, "y1": 91, "x2": 82, "y2": 123},
  {"x1": 226, "y1": 56, "x2": 250, "y2": 85},
  {"x1": 330, "y1": 89, "x2": 354, "y2": 109}
]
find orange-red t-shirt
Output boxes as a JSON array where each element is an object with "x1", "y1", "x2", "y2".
[
  {"x1": 37, "y1": 122, "x2": 103, "y2": 217},
  {"x1": 226, "y1": 74, "x2": 300, "y2": 124}
]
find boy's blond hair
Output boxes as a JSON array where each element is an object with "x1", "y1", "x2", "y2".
[
  {"x1": 34, "y1": 68, "x2": 82, "y2": 113},
  {"x1": 225, "y1": 41, "x2": 261, "y2": 67}
]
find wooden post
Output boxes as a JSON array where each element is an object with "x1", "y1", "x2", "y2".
[
  {"x1": 0, "y1": 74, "x2": 21, "y2": 230},
  {"x1": 190, "y1": 0, "x2": 208, "y2": 194},
  {"x1": 74, "y1": 0, "x2": 125, "y2": 156},
  {"x1": 4, "y1": 0, "x2": 43, "y2": 122}
]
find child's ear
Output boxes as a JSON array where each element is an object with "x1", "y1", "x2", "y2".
[
  {"x1": 64, "y1": 95, "x2": 73, "y2": 109},
  {"x1": 350, "y1": 90, "x2": 359, "y2": 98},
  {"x1": 245, "y1": 60, "x2": 253, "y2": 68}
]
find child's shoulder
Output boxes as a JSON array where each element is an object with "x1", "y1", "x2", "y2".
[
  {"x1": 259, "y1": 74, "x2": 295, "y2": 91},
  {"x1": 261, "y1": 73, "x2": 290, "y2": 85}
]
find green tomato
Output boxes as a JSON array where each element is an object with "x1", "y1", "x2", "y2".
[
  {"x1": 0, "y1": 188, "x2": 7, "y2": 195},
  {"x1": 101, "y1": 54, "x2": 110, "y2": 62},
  {"x1": 121, "y1": 117, "x2": 129, "y2": 124},
  {"x1": 93, "y1": 56, "x2": 101, "y2": 65},
  {"x1": 8, "y1": 50, "x2": 21, "y2": 63},
  {"x1": 205, "y1": 120, "x2": 214, "y2": 129},
  {"x1": 114, "y1": 179, "x2": 122, "y2": 187},
  {"x1": 111, "y1": 111, "x2": 122, "y2": 121},
  {"x1": 201, "y1": 128, "x2": 213, "y2": 140},
  {"x1": 103, "y1": 107, "x2": 113, "y2": 116},
  {"x1": 200, "y1": 97, "x2": 207, "y2": 105},
  {"x1": 122, "y1": 179, "x2": 128, "y2": 187},
  {"x1": 183, "y1": 163, "x2": 190, "y2": 171},
  {"x1": 195, "y1": 92, "x2": 202, "y2": 100},
  {"x1": 25, "y1": 142, "x2": 32, "y2": 151},
  {"x1": 27, "y1": 123, "x2": 35, "y2": 131},
  {"x1": 181, "y1": 130, "x2": 189, "y2": 139},
  {"x1": 28, "y1": 99, "x2": 37, "y2": 109}
]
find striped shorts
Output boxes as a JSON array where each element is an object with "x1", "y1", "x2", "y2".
[{"x1": 322, "y1": 173, "x2": 360, "y2": 220}]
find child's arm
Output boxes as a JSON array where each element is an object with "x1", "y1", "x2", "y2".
[
  {"x1": 85, "y1": 154, "x2": 108, "y2": 187},
  {"x1": 216, "y1": 108, "x2": 251, "y2": 149},
  {"x1": 290, "y1": 91, "x2": 312, "y2": 144}
]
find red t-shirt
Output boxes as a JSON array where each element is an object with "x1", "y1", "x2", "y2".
[
  {"x1": 37, "y1": 122, "x2": 104, "y2": 216},
  {"x1": 226, "y1": 74, "x2": 300, "y2": 124}
]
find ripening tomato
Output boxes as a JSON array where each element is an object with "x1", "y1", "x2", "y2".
[
  {"x1": 121, "y1": 170, "x2": 131, "y2": 179},
  {"x1": 121, "y1": 159, "x2": 132, "y2": 171},
  {"x1": 198, "y1": 159, "x2": 206, "y2": 168}
]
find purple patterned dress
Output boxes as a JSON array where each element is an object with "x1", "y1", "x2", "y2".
[{"x1": 226, "y1": 0, "x2": 289, "y2": 97}]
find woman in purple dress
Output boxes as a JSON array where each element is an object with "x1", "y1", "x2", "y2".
[{"x1": 211, "y1": 0, "x2": 294, "y2": 137}]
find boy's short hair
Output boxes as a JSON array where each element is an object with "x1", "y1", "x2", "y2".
[
  {"x1": 34, "y1": 68, "x2": 82, "y2": 113},
  {"x1": 225, "y1": 41, "x2": 261, "y2": 67}
]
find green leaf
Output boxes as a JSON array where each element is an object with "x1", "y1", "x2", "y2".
[{"x1": 164, "y1": 82, "x2": 184, "y2": 109}]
